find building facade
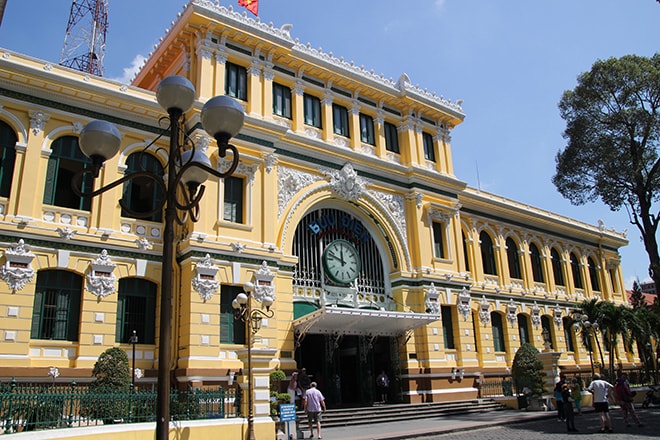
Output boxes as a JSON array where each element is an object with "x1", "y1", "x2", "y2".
[{"x1": 0, "y1": 0, "x2": 631, "y2": 414}]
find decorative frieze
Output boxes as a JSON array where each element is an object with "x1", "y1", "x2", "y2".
[{"x1": 192, "y1": 254, "x2": 219, "y2": 302}]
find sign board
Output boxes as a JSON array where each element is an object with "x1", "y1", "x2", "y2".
[{"x1": 279, "y1": 403, "x2": 297, "y2": 422}]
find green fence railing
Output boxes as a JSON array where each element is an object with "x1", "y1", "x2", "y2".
[{"x1": 0, "y1": 380, "x2": 238, "y2": 434}]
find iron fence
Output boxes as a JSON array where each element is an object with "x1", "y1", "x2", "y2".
[{"x1": 0, "y1": 380, "x2": 238, "y2": 434}]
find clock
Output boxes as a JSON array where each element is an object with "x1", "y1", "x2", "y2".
[{"x1": 322, "y1": 239, "x2": 361, "y2": 285}]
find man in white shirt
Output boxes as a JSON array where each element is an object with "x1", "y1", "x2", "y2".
[
  {"x1": 588, "y1": 373, "x2": 614, "y2": 433},
  {"x1": 303, "y1": 381, "x2": 326, "y2": 439}
]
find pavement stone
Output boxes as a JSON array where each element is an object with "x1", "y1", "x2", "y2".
[{"x1": 295, "y1": 405, "x2": 660, "y2": 440}]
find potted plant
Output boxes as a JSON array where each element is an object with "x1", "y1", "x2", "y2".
[
  {"x1": 81, "y1": 347, "x2": 131, "y2": 423},
  {"x1": 269, "y1": 369, "x2": 288, "y2": 417},
  {"x1": 511, "y1": 343, "x2": 546, "y2": 410}
]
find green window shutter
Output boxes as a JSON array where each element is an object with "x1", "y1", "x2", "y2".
[
  {"x1": 42, "y1": 156, "x2": 59, "y2": 205},
  {"x1": 115, "y1": 295, "x2": 125, "y2": 343},
  {"x1": 30, "y1": 290, "x2": 44, "y2": 339}
]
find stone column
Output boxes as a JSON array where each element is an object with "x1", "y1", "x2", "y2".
[{"x1": 237, "y1": 347, "x2": 277, "y2": 439}]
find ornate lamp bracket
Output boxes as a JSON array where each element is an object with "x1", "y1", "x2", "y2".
[
  {"x1": 192, "y1": 254, "x2": 220, "y2": 302},
  {"x1": 85, "y1": 250, "x2": 117, "y2": 298},
  {"x1": 0, "y1": 239, "x2": 35, "y2": 292}
]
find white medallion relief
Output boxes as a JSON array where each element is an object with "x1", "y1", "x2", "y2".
[
  {"x1": 0, "y1": 239, "x2": 36, "y2": 292},
  {"x1": 192, "y1": 254, "x2": 219, "y2": 302},
  {"x1": 85, "y1": 250, "x2": 118, "y2": 298}
]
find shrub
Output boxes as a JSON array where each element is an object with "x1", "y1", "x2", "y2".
[
  {"x1": 81, "y1": 347, "x2": 131, "y2": 423},
  {"x1": 511, "y1": 343, "x2": 545, "y2": 397}
]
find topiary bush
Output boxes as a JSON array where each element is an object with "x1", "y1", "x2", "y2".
[
  {"x1": 511, "y1": 343, "x2": 545, "y2": 397},
  {"x1": 81, "y1": 347, "x2": 131, "y2": 423}
]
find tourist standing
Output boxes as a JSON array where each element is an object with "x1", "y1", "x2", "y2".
[
  {"x1": 571, "y1": 377, "x2": 583, "y2": 415},
  {"x1": 376, "y1": 370, "x2": 390, "y2": 403},
  {"x1": 561, "y1": 382, "x2": 578, "y2": 432},
  {"x1": 287, "y1": 371, "x2": 298, "y2": 405},
  {"x1": 614, "y1": 372, "x2": 643, "y2": 428}
]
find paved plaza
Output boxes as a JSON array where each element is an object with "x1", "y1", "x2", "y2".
[{"x1": 316, "y1": 405, "x2": 660, "y2": 440}]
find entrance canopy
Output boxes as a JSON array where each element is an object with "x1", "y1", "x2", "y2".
[{"x1": 293, "y1": 306, "x2": 439, "y2": 337}]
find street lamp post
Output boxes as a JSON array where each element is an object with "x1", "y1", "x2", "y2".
[
  {"x1": 232, "y1": 281, "x2": 275, "y2": 440},
  {"x1": 573, "y1": 315, "x2": 605, "y2": 379},
  {"x1": 129, "y1": 330, "x2": 138, "y2": 422},
  {"x1": 73, "y1": 75, "x2": 245, "y2": 440}
]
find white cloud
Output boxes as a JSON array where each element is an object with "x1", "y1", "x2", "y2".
[{"x1": 110, "y1": 54, "x2": 147, "y2": 83}]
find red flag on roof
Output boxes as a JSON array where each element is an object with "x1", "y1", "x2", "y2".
[{"x1": 238, "y1": 0, "x2": 259, "y2": 16}]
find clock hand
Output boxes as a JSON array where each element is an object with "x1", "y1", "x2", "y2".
[{"x1": 339, "y1": 245, "x2": 346, "y2": 266}]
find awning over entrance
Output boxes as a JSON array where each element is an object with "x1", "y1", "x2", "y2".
[{"x1": 293, "y1": 306, "x2": 439, "y2": 337}]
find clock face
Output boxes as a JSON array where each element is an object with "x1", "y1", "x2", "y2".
[{"x1": 322, "y1": 239, "x2": 361, "y2": 285}]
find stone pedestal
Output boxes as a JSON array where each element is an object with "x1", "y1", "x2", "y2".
[
  {"x1": 537, "y1": 351, "x2": 562, "y2": 394},
  {"x1": 237, "y1": 347, "x2": 277, "y2": 439}
]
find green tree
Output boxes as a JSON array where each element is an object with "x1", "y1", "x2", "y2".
[
  {"x1": 511, "y1": 343, "x2": 545, "y2": 397},
  {"x1": 84, "y1": 347, "x2": 131, "y2": 423},
  {"x1": 630, "y1": 280, "x2": 646, "y2": 309},
  {"x1": 553, "y1": 54, "x2": 660, "y2": 287}
]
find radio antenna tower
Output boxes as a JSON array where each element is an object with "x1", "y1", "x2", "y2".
[{"x1": 60, "y1": 0, "x2": 109, "y2": 77}]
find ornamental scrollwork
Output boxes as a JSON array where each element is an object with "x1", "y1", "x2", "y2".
[
  {"x1": 457, "y1": 287, "x2": 471, "y2": 321},
  {"x1": 478, "y1": 296, "x2": 491, "y2": 325},
  {"x1": 323, "y1": 163, "x2": 366, "y2": 201},
  {"x1": 253, "y1": 261, "x2": 276, "y2": 304}
]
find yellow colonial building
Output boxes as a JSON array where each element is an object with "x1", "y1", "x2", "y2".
[{"x1": 0, "y1": 0, "x2": 631, "y2": 419}]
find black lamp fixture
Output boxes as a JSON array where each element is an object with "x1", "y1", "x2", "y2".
[
  {"x1": 73, "y1": 75, "x2": 244, "y2": 440},
  {"x1": 232, "y1": 281, "x2": 275, "y2": 440}
]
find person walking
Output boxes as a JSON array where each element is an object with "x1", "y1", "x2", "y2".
[
  {"x1": 376, "y1": 370, "x2": 390, "y2": 403},
  {"x1": 561, "y1": 382, "x2": 578, "y2": 432},
  {"x1": 298, "y1": 367, "x2": 312, "y2": 398},
  {"x1": 571, "y1": 377, "x2": 583, "y2": 415},
  {"x1": 303, "y1": 381, "x2": 326, "y2": 439},
  {"x1": 553, "y1": 378, "x2": 565, "y2": 422},
  {"x1": 614, "y1": 372, "x2": 643, "y2": 428},
  {"x1": 588, "y1": 373, "x2": 614, "y2": 433}
]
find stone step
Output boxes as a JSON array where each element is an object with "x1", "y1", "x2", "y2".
[{"x1": 290, "y1": 399, "x2": 507, "y2": 429}]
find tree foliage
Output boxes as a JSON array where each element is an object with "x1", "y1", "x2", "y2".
[
  {"x1": 511, "y1": 343, "x2": 545, "y2": 396},
  {"x1": 553, "y1": 54, "x2": 660, "y2": 285}
]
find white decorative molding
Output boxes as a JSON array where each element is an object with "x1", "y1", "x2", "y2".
[
  {"x1": 136, "y1": 236, "x2": 153, "y2": 250},
  {"x1": 424, "y1": 283, "x2": 440, "y2": 315},
  {"x1": 369, "y1": 189, "x2": 407, "y2": 243},
  {"x1": 0, "y1": 239, "x2": 35, "y2": 292},
  {"x1": 478, "y1": 296, "x2": 491, "y2": 325},
  {"x1": 231, "y1": 242, "x2": 246, "y2": 253},
  {"x1": 28, "y1": 110, "x2": 49, "y2": 135},
  {"x1": 85, "y1": 250, "x2": 117, "y2": 298},
  {"x1": 506, "y1": 298, "x2": 517, "y2": 327},
  {"x1": 323, "y1": 163, "x2": 367, "y2": 201},
  {"x1": 531, "y1": 301, "x2": 541, "y2": 328},
  {"x1": 277, "y1": 166, "x2": 322, "y2": 218},
  {"x1": 264, "y1": 153, "x2": 278, "y2": 173},
  {"x1": 192, "y1": 254, "x2": 219, "y2": 302},
  {"x1": 553, "y1": 304, "x2": 563, "y2": 326},
  {"x1": 457, "y1": 287, "x2": 471, "y2": 321},
  {"x1": 252, "y1": 261, "x2": 276, "y2": 304},
  {"x1": 56, "y1": 227, "x2": 77, "y2": 240}
]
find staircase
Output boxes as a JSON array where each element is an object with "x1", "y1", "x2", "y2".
[{"x1": 293, "y1": 398, "x2": 508, "y2": 430}]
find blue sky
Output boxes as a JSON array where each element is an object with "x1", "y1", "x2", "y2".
[{"x1": 0, "y1": 1, "x2": 658, "y2": 289}]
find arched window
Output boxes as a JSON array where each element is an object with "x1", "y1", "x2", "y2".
[
  {"x1": 570, "y1": 253, "x2": 583, "y2": 289},
  {"x1": 491, "y1": 312, "x2": 505, "y2": 352},
  {"x1": 0, "y1": 120, "x2": 17, "y2": 197},
  {"x1": 441, "y1": 305, "x2": 455, "y2": 349},
  {"x1": 31, "y1": 270, "x2": 82, "y2": 341},
  {"x1": 563, "y1": 316, "x2": 575, "y2": 352},
  {"x1": 529, "y1": 243, "x2": 544, "y2": 283},
  {"x1": 462, "y1": 231, "x2": 470, "y2": 272},
  {"x1": 506, "y1": 237, "x2": 522, "y2": 279},
  {"x1": 518, "y1": 314, "x2": 530, "y2": 344},
  {"x1": 121, "y1": 152, "x2": 164, "y2": 222},
  {"x1": 116, "y1": 278, "x2": 157, "y2": 344},
  {"x1": 480, "y1": 231, "x2": 497, "y2": 276},
  {"x1": 551, "y1": 248, "x2": 565, "y2": 286},
  {"x1": 588, "y1": 257, "x2": 601, "y2": 292},
  {"x1": 43, "y1": 136, "x2": 93, "y2": 210},
  {"x1": 541, "y1": 315, "x2": 554, "y2": 350}
]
